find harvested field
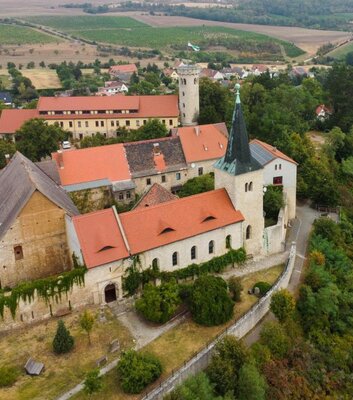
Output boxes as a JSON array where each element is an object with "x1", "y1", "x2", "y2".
[{"x1": 21, "y1": 68, "x2": 61, "y2": 89}]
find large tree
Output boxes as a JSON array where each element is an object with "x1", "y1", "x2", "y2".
[
  {"x1": 0, "y1": 140, "x2": 16, "y2": 169},
  {"x1": 15, "y1": 119, "x2": 67, "y2": 161}
]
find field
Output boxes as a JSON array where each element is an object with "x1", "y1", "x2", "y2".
[
  {"x1": 0, "y1": 24, "x2": 59, "y2": 45},
  {"x1": 0, "y1": 74, "x2": 11, "y2": 90},
  {"x1": 23, "y1": 16, "x2": 303, "y2": 59},
  {"x1": 326, "y1": 40, "x2": 353, "y2": 59},
  {"x1": 21, "y1": 68, "x2": 61, "y2": 89}
]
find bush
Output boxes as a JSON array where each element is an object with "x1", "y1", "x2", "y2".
[
  {"x1": 52, "y1": 320, "x2": 75, "y2": 354},
  {"x1": 270, "y1": 289, "x2": 296, "y2": 323},
  {"x1": 135, "y1": 281, "x2": 181, "y2": 324},
  {"x1": 190, "y1": 275, "x2": 234, "y2": 326},
  {"x1": 253, "y1": 281, "x2": 272, "y2": 296},
  {"x1": 117, "y1": 350, "x2": 162, "y2": 393},
  {"x1": 0, "y1": 365, "x2": 19, "y2": 387},
  {"x1": 260, "y1": 321, "x2": 290, "y2": 359},
  {"x1": 178, "y1": 173, "x2": 214, "y2": 198},
  {"x1": 228, "y1": 276, "x2": 243, "y2": 302},
  {"x1": 237, "y1": 362, "x2": 267, "y2": 400}
]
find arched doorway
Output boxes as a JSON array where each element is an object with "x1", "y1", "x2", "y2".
[{"x1": 104, "y1": 283, "x2": 117, "y2": 303}]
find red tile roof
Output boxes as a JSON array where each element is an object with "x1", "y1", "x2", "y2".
[
  {"x1": 176, "y1": 124, "x2": 228, "y2": 163},
  {"x1": 73, "y1": 208, "x2": 129, "y2": 268},
  {"x1": 109, "y1": 64, "x2": 137, "y2": 73},
  {"x1": 0, "y1": 109, "x2": 39, "y2": 134},
  {"x1": 52, "y1": 144, "x2": 131, "y2": 186},
  {"x1": 119, "y1": 189, "x2": 244, "y2": 254},
  {"x1": 133, "y1": 183, "x2": 178, "y2": 209},
  {"x1": 250, "y1": 139, "x2": 298, "y2": 165}
]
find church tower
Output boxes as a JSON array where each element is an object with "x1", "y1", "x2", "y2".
[
  {"x1": 177, "y1": 65, "x2": 201, "y2": 126},
  {"x1": 214, "y1": 84, "x2": 264, "y2": 256}
]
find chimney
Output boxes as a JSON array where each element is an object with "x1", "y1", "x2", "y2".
[
  {"x1": 153, "y1": 143, "x2": 161, "y2": 156},
  {"x1": 194, "y1": 126, "x2": 200, "y2": 136},
  {"x1": 57, "y1": 150, "x2": 64, "y2": 169},
  {"x1": 5, "y1": 154, "x2": 10, "y2": 165}
]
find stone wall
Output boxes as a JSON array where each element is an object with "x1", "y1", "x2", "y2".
[
  {"x1": 264, "y1": 201, "x2": 288, "y2": 255},
  {"x1": 141, "y1": 243, "x2": 297, "y2": 400}
]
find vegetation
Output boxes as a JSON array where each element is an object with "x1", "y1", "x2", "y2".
[
  {"x1": 228, "y1": 276, "x2": 243, "y2": 302},
  {"x1": 0, "y1": 365, "x2": 19, "y2": 388},
  {"x1": 79, "y1": 310, "x2": 95, "y2": 344},
  {"x1": 264, "y1": 185, "x2": 284, "y2": 222},
  {"x1": 53, "y1": 320, "x2": 75, "y2": 354},
  {"x1": 270, "y1": 289, "x2": 296, "y2": 323},
  {"x1": 178, "y1": 173, "x2": 215, "y2": 198},
  {"x1": 135, "y1": 280, "x2": 181, "y2": 324},
  {"x1": 0, "y1": 139, "x2": 16, "y2": 169},
  {"x1": 116, "y1": 350, "x2": 162, "y2": 394},
  {"x1": 83, "y1": 368, "x2": 103, "y2": 396},
  {"x1": 0, "y1": 23, "x2": 58, "y2": 45},
  {"x1": 253, "y1": 281, "x2": 272, "y2": 296},
  {"x1": 237, "y1": 362, "x2": 267, "y2": 400}
]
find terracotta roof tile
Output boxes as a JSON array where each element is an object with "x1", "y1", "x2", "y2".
[
  {"x1": 109, "y1": 64, "x2": 137, "y2": 73},
  {"x1": 133, "y1": 183, "x2": 177, "y2": 209},
  {"x1": 0, "y1": 109, "x2": 39, "y2": 134}
]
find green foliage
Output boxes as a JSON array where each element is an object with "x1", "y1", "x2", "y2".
[
  {"x1": 52, "y1": 320, "x2": 75, "y2": 354},
  {"x1": 253, "y1": 281, "x2": 272, "y2": 296},
  {"x1": 228, "y1": 276, "x2": 243, "y2": 302},
  {"x1": 260, "y1": 321, "x2": 291, "y2": 359},
  {"x1": 249, "y1": 342, "x2": 272, "y2": 370},
  {"x1": 136, "y1": 118, "x2": 168, "y2": 140},
  {"x1": 135, "y1": 280, "x2": 181, "y2": 324},
  {"x1": 83, "y1": 368, "x2": 103, "y2": 396},
  {"x1": 190, "y1": 276, "x2": 234, "y2": 326},
  {"x1": 207, "y1": 335, "x2": 248, "y2": 396},
  {"x1": 178, "y1": 173, "x2": 214, "y2": 198},
  {"x1": 0, "y1": 139, "x2": 16, "y2": 169},
  {"x1": 0, "y1": 24, "x2": 57, "y2": 45},
  {"x1": 79, "y1": 310, "x2": 95, "y2": 344},
  {"x1": 0, "y1": 365, "x2": 19, "y2": 387},
  {"x1": 15, "y1": 118, "x2": 67, "y2": 161},
  {"x1": 117, "y1": 350, "x2": 162, "y2": 394},
  {"x1": 341, "y1": 156, "x2": 353, "y2": 176},
  {"x1": 237, "y1": 362, "x2": 267, "y2": 400},
  {"x1": 270, "y1": 289, "x2": 296, "y2": 323},
  {"x1": 263, "y1": 185, "x2": 284, "y2": 221}
]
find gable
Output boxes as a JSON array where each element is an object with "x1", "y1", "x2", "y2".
[{"x1": 20, "y1": 191, "x2": 61, "y2": 217}]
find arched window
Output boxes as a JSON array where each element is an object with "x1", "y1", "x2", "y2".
[
  {"x1": 172, "y1": 252, "x2": 178, "y2": 266},
  {"x1": 208, "y1": 240, "x2": 215, "y2": 254},
  {"x1": 249, "y1": 182, "x2": 253, "y2": 191},
  {"x1": 226, "y1": 235, "x2": 232, "y2": 249},
  {"x1": 152, "y1": 258, "x2": 159, "y2": 269},
  {"x1": 245, "y1": 183, "x2": 248, "y2": 192},
  {"x1": 191, "y1": 246, "x2": 197, "y2": 260},
  {"x1": 246, "y1": 225, "x2": 252, "y2": 240}
]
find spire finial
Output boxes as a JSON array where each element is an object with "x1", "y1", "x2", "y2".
[{"x1": 235, "y1": 83, "x2": 241, "y2": 104}]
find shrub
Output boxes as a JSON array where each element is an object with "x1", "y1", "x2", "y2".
[
  {"x1": 135, "y1": 281, "x2": 181, "y2": 324},
  {"x1": 52, "y1": 320, "x2": 75, "y2": 354},
  {"x1": 190, "y1": 275, "x2": 234, "y2": 326},
  {"x1": 270, "y1": 289, "x2": 296, "y2": 323},
  {"x1": 0, "y1": 365, "x2": 19, "y2": 387},
  {"x1": 260, "y1": 321, "x2": 290, "y2": 359},
  {"x1": 79, "y1": 310, "x2": 95, "y2": 344},
  {"x1": 83, "y1": 368, "x2": 103, "y2": 396},
  {"x1": 117, "y1": 350, "x2": 162, "y2": 394},
  {"x1": 228, "y1": 276, "x2": 243, "y2": 302},
  {"x1": 253, "y1": 281, "x2": 272, "y2": 296},
  {"x1": 237, "y1": 362, "x2": 267, "y2": 400}
]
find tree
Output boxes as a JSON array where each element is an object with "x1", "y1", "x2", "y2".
[
  {"x1": 0, "y1": 140, "x2": 16, "y2": 169},
  {"x1": 136, "y1": 118, "x2": 168, "y2": 140},
  {"x1": 270, "y1": 289, "x2": 296, "y2": 323},
  {"x1": 117, "y1": 350, "x2": 162, "y2": 394},
  {"x1": 52, "y1": 320, "x2": 74, "y2": 354},
  {"x1": 263, "y1": 185, "x2": 284, "y2": 220},
  {"x1": 135, "y1": 281, "x2": 181, "y2": 324},
  {"x1": 79, "y1": 310, "x2": 95, "y2": 344},
  {"x1": 228, "y1": 277, "x2": 243, "y2": 302},
  {"x1": 190, "y1": 275, "x2": 234, "y2": 326},
  {"x1": 237, "y1": 362, "x2": 267, "y2": 400},
  {"x1": 178, "y1": 173, "x2": 214, "y2": 198},
  {"x1": 260, "y1": 321, "x2": 290, "y2": 359},
  {"x1": 83, "y1": 368, "x2": 103, "y2": 397},
  {"x1": 15, "y1": 119, "x2": 67, "y2": 161},
  {"x1": 207, "y1": 335, "x2": 248, "y2": 396}
]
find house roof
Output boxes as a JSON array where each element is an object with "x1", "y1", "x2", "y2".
[
  {"x1": 124, "y1": 137, "x2": 187, "y2": 178},
  {"x1": 119, "y1": 188, "x2": 244, "y2": 254},
  {"x1": 250, "y1": 139, "x2": 298, "y2": 166},
  {"x1": 200, "y1": 68, "x2": 223, "y2": 79},
  {"x1": 36, "y1": 159, "x2": 61, "y2": 185},
  {"x1": 0, "y1": 92, "x2": 13, "y2": 103},
  {"x1": 0, "y1": 109, "x2": 39, "y2": 134},
  {"x1": 315, "y1": 104, "x2": 332, "y2": 115},
  {"x1": 133, "y1": 183, "x2": 178, "y2": 210},
  {"x1": 109, "y1": 64, "x2": 137, "y2": 73},
  {"x1": 73, "y1": 208, "x2": 129, "y2": 268},
  {"x1": 52, "y1": 144, "x2": 131, "y2": 186},
  {"x1": 175, "y1": 123, "x2": 228, "y2": 163},
  {"x1": 0, "y1": 152, "x2": 79, "y2": 240}
]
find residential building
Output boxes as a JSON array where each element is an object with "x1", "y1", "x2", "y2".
[
  {"x1": 108, "y1": 64, "x2": 137, "y2": 81},
  {"x1": 97, "y1": 81, "x2": 129, "y2": 96}
]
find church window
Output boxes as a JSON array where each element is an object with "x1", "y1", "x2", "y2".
[
  {"x1": 226, "y1": 235, "x2": 232, "y2": 249},
  {"x1": 275, "y1": 164, "x2": 277, "y2": 170},
  {"x1": 245, "y1": 183, "x2": 248, "y2": 192},
  {"x1": 246, "y1": 225, "x2": 252, "y2": 240},
  {"x1": 208, "y1": 240, "x2": 215, "y2": 254},
  {"x1": 172, "y1": 252, "x2": 178, "y2": 266},
  {"x1": 279, "y1": 164, "x2": 282, "y2": 170},
  {"x1": 152, "y1": 258, "x2": 159, "y2": 269},
  {"x1": 191, "y1": 246, "x2": 197, "y2": 260},
  {"x1": 14, "y1": 245, "x2": 23, "y2": 261},
  {"x1": 273, "y1": 176, "x2": 283, "y2": 185},
  {"x1": 249, "y1": 182, "x2": 253, "y2": 191}
]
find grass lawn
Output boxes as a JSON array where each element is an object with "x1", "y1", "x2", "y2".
[
  {"x1": 21, "y1": 69, "x2": 61, "y2": 89},
  {"x1": 0, "y1": 24, "x2": 59, "y2": 45},
  {"x1": 0, "y1": 306, "x2": 134, "y2": 400},
  {"x1": 72, "y1": 264, "x2": 284, "y2": 400},
  {"x1": 327, "y1": 41, "x2": 353, "y2": 59}
]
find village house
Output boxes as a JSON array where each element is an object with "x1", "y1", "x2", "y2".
[
  {"x1": 108, "y1": 63, "x2": 137, "y2": 81},
  {"x1": 200, "y1": 68, "x2": 224, "y2": 81},
  {"x1": 96, "y1": 81, "x2": 129, "y2": 96}
]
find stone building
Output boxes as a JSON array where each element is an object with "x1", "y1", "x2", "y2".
[
  {"x1": 0, "y1": 152, "x2": 79, "y2": 288},
  {"x1": 178, "y1": 65, "x2": 201, "y2": 126}
]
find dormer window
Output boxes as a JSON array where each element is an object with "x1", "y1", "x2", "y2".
[
  {"x1": 160, "y1": 227, "x2": 175, "y2": 235},
  {"x1": 98, "y1": 246, "x2": 114, "y2": 252},
  {"x1": 202, "y1": 215, "x2": 216, "y2": 222}
]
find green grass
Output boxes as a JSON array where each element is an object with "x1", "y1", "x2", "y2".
[
  {"x1": 0, "y1": 75, "x2": 11, "y2": 90},
  {"x1": 23, "y1": 16, "x2": 304, "y2": 58},
  {"x1": 327, "y1": 41, "x2": 353, "y2": 59},
  {"x1": 0, "y1": 24, "x2": 58, "y2": 45}
]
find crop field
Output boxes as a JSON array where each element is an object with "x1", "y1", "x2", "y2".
[
  {"x1": 0, "y1": 24, "x2": 58, "y2": 45},
  {"x1": 23, "y1": 16, "x2": 304, "y2": 58},
  {"x1": 21, "y1": 69, "x2": 62, "y2": 89},
  {"x1": 327, "y1": 40, "x2": 353, "y2": 60}
]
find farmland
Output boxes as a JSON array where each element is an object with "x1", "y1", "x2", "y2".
[
  {"x1": 23, "y1": 16, "x2": 304, "y2": 60},
  {"x1": 21, "y1": 69, "x2": 62, "y2": 89},
  {"x1": 0, "y1": 24, "x2": 58, "y2": 45},
  {"x1": 327, "y1": 40, "x2": 353, "y2": 60}
]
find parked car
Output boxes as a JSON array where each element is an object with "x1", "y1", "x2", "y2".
[{"x1": 62, "y1": 141, "x2": 71, "y2": 149}]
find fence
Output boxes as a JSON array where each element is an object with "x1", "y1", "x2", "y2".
[{"x1": 141, "y1": 243, "x2": 297, "y2": 400}]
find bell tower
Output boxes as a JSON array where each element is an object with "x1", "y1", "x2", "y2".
[
  {"x1": 214, "y1": 84, "x2": 264, "y2": 256},
  {"x1": 177, "y1": 65, "x2": 200, "y2": 126}
]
